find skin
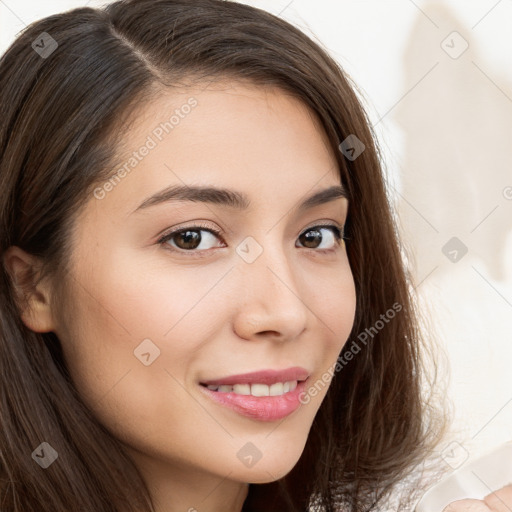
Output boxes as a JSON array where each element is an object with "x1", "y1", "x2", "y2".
[{"x1": 4, "y1": 81, "x2": 357, "y2": 512}]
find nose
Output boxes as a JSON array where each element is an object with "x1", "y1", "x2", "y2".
[{"x1": 231, "y1": 239, "x2": 309, "y2": 342}]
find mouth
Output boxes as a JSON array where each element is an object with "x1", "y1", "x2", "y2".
[
  {"x1": 198, "y1": 367, "x2": 310, "y2": 421},
  {"x1": 198, "y1": 366, "x2": 309, "y2": 394},
  {"x1": 199, "y1": 380, "x2": 301, "y2": 396}
]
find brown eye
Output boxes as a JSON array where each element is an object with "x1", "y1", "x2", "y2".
[
  {"x1": 158, "y1": 226, "x2": 225, "y2": 253},
  {"x1": 297, "y1": 225, "x2": 343, "y2": 251},
  {"x1": 172, "y1": 230, "x2": 202, "y2": 250}
]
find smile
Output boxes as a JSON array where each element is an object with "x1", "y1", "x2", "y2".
[{"x1": 201, "y1": 380, "x2": 299, "y2": 396}]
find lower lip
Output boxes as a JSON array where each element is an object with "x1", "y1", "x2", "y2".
[{"x1": 199, "y1": 380, "x2": 308, "y2": 421}]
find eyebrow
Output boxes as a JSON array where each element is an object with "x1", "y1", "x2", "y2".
[{"x1": 132, "y1": 183, "x2": 348, "y2": 214}]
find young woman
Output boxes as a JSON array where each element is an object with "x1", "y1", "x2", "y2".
[{"x1": 0, "y1": 1, "x2": 448, "y2": 510}]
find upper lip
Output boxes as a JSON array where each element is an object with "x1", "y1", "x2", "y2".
[{"x1": 200, "y1": 366, "x2": 310, "y2": 386}]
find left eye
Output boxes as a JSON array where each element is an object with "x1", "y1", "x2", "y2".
[
  {"x1": 157, "y1": 224, "x2": 344, "y2": 255},
  {"x1": 296, "y1": 225, "x2": 343, "y2": 251}
]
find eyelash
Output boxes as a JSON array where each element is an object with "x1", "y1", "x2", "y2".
[{"x1": 157, "y1": 221, "x2": 347, "y2": 258}]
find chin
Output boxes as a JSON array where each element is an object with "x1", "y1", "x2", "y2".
[{"x1": 230, "y1": 448, "x2": 304, "y2": 484}]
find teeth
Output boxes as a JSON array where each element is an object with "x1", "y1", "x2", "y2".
[
  {"x1": 269, "y1": 382, "x2": 283, "y2": 396},
  {"x1": 251, "y1": 383, "x2": 269, "y2": 396},
  {"x1": 233, "y1": 383, "x2": 251, "y2": 395},
  {"x1": 204, "y1": 381, "x2": 298, "y2": 396}
]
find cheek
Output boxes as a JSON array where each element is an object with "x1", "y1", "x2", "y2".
[
  {"x1": 56, "y1": 252, "x2": 216, "y2": 429},
  {"x1": 307, "y1": 260, "x2": 357, "y2": 351},
  {"x1": 57, "y1": 267, "x2": 221, "y2": 464},
  {"x1": 297, "y1": 263, "x2": 356, "y2": 405}
]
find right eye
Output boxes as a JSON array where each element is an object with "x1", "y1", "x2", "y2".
[{"x1": 157, "y1": 223, "x2": 226, "y2": 255}]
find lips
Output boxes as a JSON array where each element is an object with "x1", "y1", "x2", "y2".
[
  {"x1": 198, "y1": 367, "x2": 310, "y2": 421},
  {"x1": 199, "y1": 378, "x2": 309, "y2": 421}
]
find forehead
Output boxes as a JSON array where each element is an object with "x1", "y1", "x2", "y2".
[
  {"x1": 90, "y1": 81, "x2": 341, "y2": 218},
  {"x1": 118, "y1": 79, "x2": 334, "y2": 163}
]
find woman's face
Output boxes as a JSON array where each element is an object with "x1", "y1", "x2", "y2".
[{"x1": 52, "y1": 81, "x2": 356, "y2": 488}]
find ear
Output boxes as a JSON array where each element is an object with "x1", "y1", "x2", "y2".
[{"x1": 2, "y1": 246, "x2": 56, "y2": 333}]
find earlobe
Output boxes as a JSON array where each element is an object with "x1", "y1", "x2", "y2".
[{"x1": 2, "y1": 246, "x2": 56, "y2": 333}]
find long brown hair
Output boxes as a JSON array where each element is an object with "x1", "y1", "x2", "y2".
[{"x1": 0, "y1": 1, "x2": 442, "y2": 510}]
